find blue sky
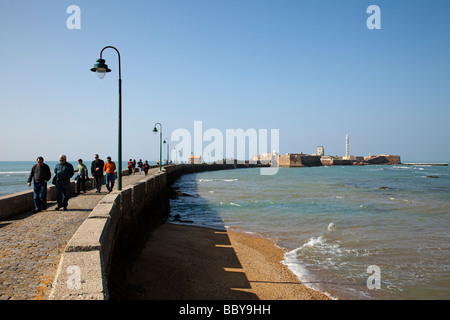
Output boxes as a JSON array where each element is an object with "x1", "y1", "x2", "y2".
[{"x1": 0, "y1": 0, "x2": 449, "y2": 162}]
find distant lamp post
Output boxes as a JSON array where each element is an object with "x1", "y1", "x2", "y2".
[
  {"x1": 163, "y1": 138, "x2": 170, "y2": 165},
  {"x1": 90, "y1": 46, "x2": 123, "y2": 190},
  {"x1": 153, "y1": 123, "x2": 162, "y2": 171}
]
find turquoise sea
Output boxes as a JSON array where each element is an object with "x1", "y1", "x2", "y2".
[{"x1": 169, "y1": 164, "x2": 450, "y2": 300}]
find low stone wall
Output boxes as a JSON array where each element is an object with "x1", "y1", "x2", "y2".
[
  {"x1": 48, "y1": 170, "x2": 169, "y2": 300},
  {"x1": 0, "y1": 182, "x2": 79, "y2": 220},
  {"x1": 164, "y1": 163, "x2": 247, "y2": 186},
  {"x1": 0, "y1": 168, "x2": 146, "y2": 221}
]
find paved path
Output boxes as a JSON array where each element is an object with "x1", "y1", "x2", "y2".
[{"x1": 0, "y1": 169, "x2": 160, "y2": 300}]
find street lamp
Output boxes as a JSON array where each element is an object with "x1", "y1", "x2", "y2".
[
  {"x1": 173, "y1": 146, "x2": 177, "y2": 164},
  {"x1": 90, "y1": 46, "x2": 122, "y2": 190},
  {"x1": 153, "y1": 123, "x2": 162, "y2": 171},
  {"x1": 163, "y1": 138, "x2": 170, "y2": 165}
]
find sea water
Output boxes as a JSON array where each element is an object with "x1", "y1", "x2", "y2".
[{"x1": 169, "y1": 164, "x2": 450, "y2": 300}]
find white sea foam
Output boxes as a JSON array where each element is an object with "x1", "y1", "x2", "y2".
[
  {"x1": 198, "y1": 178, "x2": 238, "y2": 182},
  {"x1": 302, "y1": 235, "x2": 325, "y2": 248},
  {"x1": 327, "y1": 222, "x2": 336, "y2": 232},
  {"x1": 282, "y1": 247, "x2": 337, "y2": 300},
  {"x1": 0, "y1": 171, "x2": 29, "y2": 175}
]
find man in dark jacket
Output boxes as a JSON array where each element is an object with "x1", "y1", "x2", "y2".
[
  {"x1": 54, "y1": 154, "x2": 74, "y2": 211},
  {"x1": 27, "y1": 156, "x2": 51, "y2": 213},
  {"x1": 91, "y1": 154, "x2": 104, "y2": 193}
]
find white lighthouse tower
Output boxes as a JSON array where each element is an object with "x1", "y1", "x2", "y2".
[{"x1": 346, "y1": 134, "x2": 349, "y2": 159}]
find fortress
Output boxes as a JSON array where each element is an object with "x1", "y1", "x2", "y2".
[
  {"x1": 255, "y1": 135, "x2": 402, "y2": 167},
  {"x1": 277, "y1": 153, "x2": 401, "y2": 167}
]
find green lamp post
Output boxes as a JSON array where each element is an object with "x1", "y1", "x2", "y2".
[
  {"x1": 153, "y1": 123, "x2": 162, "y2": 171},
  {"x1": 90, "y1": 46, "x2": 123, "y2": 190},
  {"x1": 163, "y1": 138, "x2": 169, "y2": 165}
]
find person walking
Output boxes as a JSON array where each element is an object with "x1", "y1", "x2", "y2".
[
  {"x1": 54, "y1": 154, "x2": 74, "y2": 211},
  {"x1": 143, "y1": 160, "x2": 150, "y2": 175},
  {"x1": 103, "y1": 156, "x2": 116, "y2": 193},
  {"x1": 75, "y1": 159, "x2": 89, "y2": 194},
  {"x1": 91, "y1": 154, "x2": 104, "y2": 193},
  {"x1": 27, "y1": 156, "x2": 51, "y2": 213},
  {"x1": 137, "y1": 159, "x2": 143, "y2": 174},
  {"x1": 127, "y1": 159, "x2": 133, "y2": 175}
]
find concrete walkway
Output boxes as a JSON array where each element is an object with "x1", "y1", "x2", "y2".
[{"x1": 0, "y1": 169, "x2": 160, "y2": 300}]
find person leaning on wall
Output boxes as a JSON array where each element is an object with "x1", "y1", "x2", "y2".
[{"x1": 75, "y1": 159, "x2": 89, "y2": 194}]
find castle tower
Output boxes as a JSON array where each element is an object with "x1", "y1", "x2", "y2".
[{"x1": 317, "y1": 146, "x2": 324, "y2": 156}]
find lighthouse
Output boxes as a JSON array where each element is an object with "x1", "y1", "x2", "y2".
[{"x1": 346, "y1": 134, "x2": 349, "y2": 158}]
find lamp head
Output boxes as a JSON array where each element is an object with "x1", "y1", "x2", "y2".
[
  {"x1": 152, "y1": 127, "x2": 158, "y2": 134},
  {"x1": 90, "y1": 58, "x2": 111, "y2": 79}
]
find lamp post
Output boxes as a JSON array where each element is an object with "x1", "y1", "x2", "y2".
[
  {"x1": 173, "y1": 146, "x2": 177, "y2": 164},
  {"x1": 153, "y1": 123, "x2": 162, "y2": 171},
  {"x1": 163, "y1": 138, "x2": 169, "y2": 165},
  {"x1": 90, "y1": 46, "x2": 123, "y2": 190}
]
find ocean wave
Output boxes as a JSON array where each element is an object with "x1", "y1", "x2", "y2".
[
  {"x1": 0, "y1": 171, "x2": 29, "y2": 175},
  {"x1": 282, "y1": 246, "x2": 338, "y2": 300},
  {"x1": 198, "y1": 178, "x2": 239, "y2": 182}
]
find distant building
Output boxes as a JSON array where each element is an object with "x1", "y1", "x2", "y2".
[
  {"x1": 316, "y1": 146, "x2": 324, "y2": 156},
  {"x1": 252, "y1": 151, "x2": 279, "y2": 165},
  {"x1": 278, "y1": 153, "x2": 321, "y2": 167},
  {"x1": 188, "y1": 155, "x2": 202, "y2": 164}
]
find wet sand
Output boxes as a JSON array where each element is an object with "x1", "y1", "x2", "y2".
[{"x1": 114, "y1": 223, "x2": 330, "y2": 300}]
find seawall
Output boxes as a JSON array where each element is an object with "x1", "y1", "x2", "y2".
[
  {"x1": 48, "y1": 168, "x2": 169, "y2": 299},
  {"x1": 47, "y1": 163, "x2": 257, "y2": 299},
  {"x1": 165, "y1": 162, "x2": 252, "y2": 186}
]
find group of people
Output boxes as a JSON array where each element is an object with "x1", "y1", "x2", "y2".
[
  {"x1": 127, "y1": 158, "x2": 151, "y2": 175},
  {"x1": 27, "y1": 154, "x2": 117, "y2": 213}
]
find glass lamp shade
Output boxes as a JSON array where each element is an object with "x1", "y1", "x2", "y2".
[
  {"x1": 96, "y1": 70, "x2": 107, "y2": 79},
  {"x1": 90, "y1": 59, "x2": 111, "y2": 79}
]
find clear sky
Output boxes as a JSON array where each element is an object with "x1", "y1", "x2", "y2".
[{"x1": 0, "y1": 0, "x2": 449, "y2": 162}]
